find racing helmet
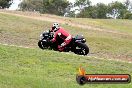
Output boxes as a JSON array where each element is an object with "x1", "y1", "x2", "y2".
[{"x1": 51, "y1": 22, "x2": 60, "y2": 32}]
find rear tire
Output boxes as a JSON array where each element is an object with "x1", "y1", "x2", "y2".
[{"x1": 74, "y1": 43, "x2": 89, "y2": 55}]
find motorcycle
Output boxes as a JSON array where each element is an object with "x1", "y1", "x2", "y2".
[{"x1": 38, "y1": 30, "x2": 89, "y2": 55}]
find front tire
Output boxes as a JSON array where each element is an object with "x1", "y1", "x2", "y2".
[
  {"x1": 38, "y1": 40, "x2": 44, "y2": 49},
  {"x1": 74, "y1": 43, "x2": 89, "y2": 55}
]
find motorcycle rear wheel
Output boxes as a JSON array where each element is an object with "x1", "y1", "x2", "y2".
[{"x1": 74, "y1": 42, "x2": 89, "y2": 55}]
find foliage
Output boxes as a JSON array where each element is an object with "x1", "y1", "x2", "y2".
[
  {"x1": 76, "y1": 0, "x2": 132, "y2": 19},
  {"x1": 19, "y1": 0, "x2": 43, "y2": 11},
  {"x1": 107, "y1": 1, "x2": 127, "y2": 19},
  {"x1": 42, "y1": 0, "x2": 69, "y2": 15},
  {"x1": 77, "y1": 6, "x2": 96, "y2": 18},
  {"x1": 77, "y1": 3, "x2": 108, "y2": 18},
  {"x1": 96, "y1": 3, "x2": 108, "y2": 19},
  {"x1": 19, "y1": 0, "x2": 70, "y2": 16},
  {"x1": 123, "y1": 11, "x2": 132, "y2": 19},
  {"x1": 18, "y1": 0, "x2": 132, "y2": 19},
  {"x1": 124, "y1": 0, "x2": 132, "y2": 11},
  {"x1": 74, "y1": 0, "x2": 91, "y2": 11},
  {"x1": 64, "y1": 3, "x2": 76, "y2": 17},
  {"x1": 0, "y1": 0, "x2": 13, "y2": 9}
]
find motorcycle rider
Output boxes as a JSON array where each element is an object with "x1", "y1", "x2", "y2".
[{"x1": 50, "y1": 22, "x2": 72, "y2": 51}]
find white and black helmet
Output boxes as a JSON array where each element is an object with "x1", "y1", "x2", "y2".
[{"x1": 52, "y1": 22, "x2": 60, "y2": 32}]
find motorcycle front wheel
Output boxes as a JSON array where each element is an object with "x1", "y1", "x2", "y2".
[{"x1": 38, "y1": 40, "x2": 45, "y2": 49}]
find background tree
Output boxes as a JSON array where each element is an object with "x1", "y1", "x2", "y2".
[
  {"x1": 95, "y1": 3, "x2": 108, "y2": 18},
  {"x1": 107, "y1": 1, "x2": 127, "y2": 19},
  {"x1": 19, "y1": 0, "x2": 69, "y2": 16},
  {"x1": 77, "y1": 6, "x2": 96, "y2": 18},
  {"x1": 19, "y1": 0, "x2": 43, "y2": 11},
  {"x1": 42, "y1": 0, "x2": 69, "y2": 15},
  {"x1": 124, "y1": 0, "x2": 132, "y2": 12},
  {"x1": 124, "y1": 11, "x2": 132, "y2": 19},
  {"x1": 64, "y1": 3, "x2": 76, "y2": 17},
  {"x1": 0, "y1": 0, "x2": 13, "y2": 9},
  {"x1": 77, "y1": 3, "x2": 108, "y2": 18},
  {"x1": 18, "y1": 0, "x2": 132, "y2": 19},
  {"x1": 74, "y1": 0, "x2": 91, "y2": 12}
]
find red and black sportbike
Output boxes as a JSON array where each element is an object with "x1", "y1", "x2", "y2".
[{"x1": 38, "y1": 30, "x2": 89, "y2": 55}]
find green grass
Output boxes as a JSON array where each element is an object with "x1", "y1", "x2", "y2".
[
  {"x1": 0, "y1": 13, "x2": 51, "y2": 47},
  {"x1": 0, "y1": 44, "x2": 132, "y2": 88},
  {"x1": 0, "y1": 13, "x2": 132, "y2": 60},
  {"x1": 67, "y1": 18, "x2": 132, "y2": 35},
  {"x1": 0, "y1": 12, "x2": 132, "y2": 88}
]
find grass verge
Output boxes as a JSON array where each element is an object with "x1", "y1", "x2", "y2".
[
  {"x1": 0, "y1": 44, "x2": 132, "y2": 88},
  {"x1": 0, "y1": 13, "x2": 132, "y2": 60}
]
